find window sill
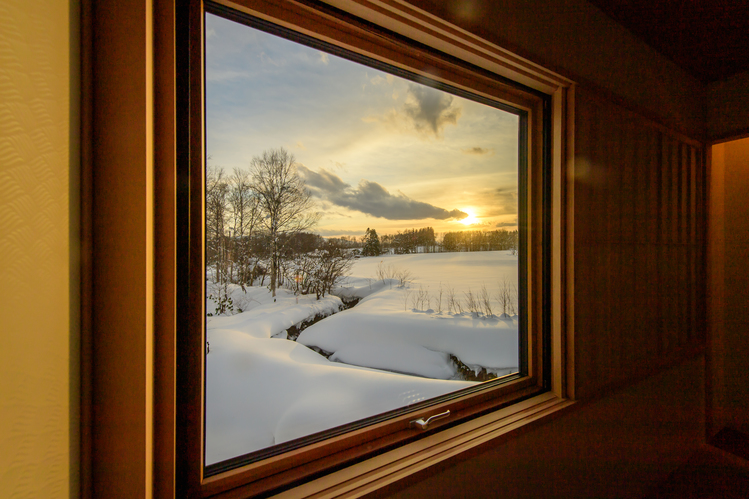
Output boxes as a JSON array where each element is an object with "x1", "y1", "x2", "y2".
[{"x1": 272, "y1": 392, "x2": 574, "y2": 498}]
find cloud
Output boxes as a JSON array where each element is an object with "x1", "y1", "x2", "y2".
[
  {"x1": 364, "y1": 83, "x2": 462, "y2": 139},
  {"x1": 464, "y1": 220, "x2": 492, "y2": 228},
  {"x1": 316, "y1": 228, "x2": 368, "y2": 237},
  {"x1": 299, "y1": 165, "x2": 349, "y2": 192},
  {"x1": 492, "y1": 188, "x2": 518, "y2": 215},
  {"x1": 370, "y1": 74, "x2": 394, "y2": 85},
  {"x1": 298, "y1": 165, "x2": 467, "y2": 221},
  {"x1": 260, "y1": 52, "x2": 282, "y2": 67},
  {"x1": 495, "y1": 220, "x2": 518, "y2": 228},
  {"x1": 404, "y1": 84, "x2": 462, "y2": 137},
  {"x1": 474, "y1": 187, "x2": 518, "y2": 216},
  {"x1": 329, "y1": 160, "x2": 347, "y2": 171},
  {"x1": 319, "y1": 52, "x2": 329, "y2": 65},
  {"x1": 319, "y1": 210, "x2": 352, "y2": 219},
  {"x1": 462, "y1": 146, "x2": 494, "y2": 156}
]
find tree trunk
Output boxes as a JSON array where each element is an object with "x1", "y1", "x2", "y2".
[{"x1": 270, "y1": 248, "x2": 277, "y2": 297}]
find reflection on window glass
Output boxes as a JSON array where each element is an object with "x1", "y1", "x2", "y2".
[{"x1": 204, "y1": 12, "x2": 521, "y2": 466}]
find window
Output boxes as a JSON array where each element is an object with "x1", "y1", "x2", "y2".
[
  {"x1": 174, "y1": 1, "x2": 573, "y2": 497},
  {"x1": 204, "y1": 8, "x2": 527, "y2": 466}
]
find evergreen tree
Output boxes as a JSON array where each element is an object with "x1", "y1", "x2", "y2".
[{"x1": 361, "y1": 227, "x2": 381, "y2": 256}]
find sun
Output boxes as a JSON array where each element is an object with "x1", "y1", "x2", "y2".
[{"x1": 460, "y1": 211, "x2": 479, "y2": 226}]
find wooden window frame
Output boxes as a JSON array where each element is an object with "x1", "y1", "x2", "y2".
[{"x1": 86, "y1": 0, "x2": 576, "y2": 497}]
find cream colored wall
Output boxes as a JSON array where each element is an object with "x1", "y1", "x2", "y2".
[
  {"x1": 0, "y1": 1, "x2": 80, "y2": 498},
  {"x1": 708, "y1": 71, "x2": 749, "y2": 141},
  {"x1": 709, "y1": 137, "x2": 749, "y2": 435}
]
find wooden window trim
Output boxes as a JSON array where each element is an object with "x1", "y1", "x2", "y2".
[
  {"x1": 86, "y1": 1, "x2": 575, "y2": 498},
  {"x1": 271, "y1": 392, "x2": 575, "y2": 499}
]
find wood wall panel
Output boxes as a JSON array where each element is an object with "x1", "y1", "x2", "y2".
[
  {"x1": 573, "y1": 90, "x2": 706, "y2": 399},
  {"x1": 708, "y1": 138, "x2": 749, "y2": 436}
]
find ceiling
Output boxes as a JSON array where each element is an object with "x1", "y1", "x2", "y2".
[{"x1": 586, "y1": 0, "x2": 749, "y2": 83}]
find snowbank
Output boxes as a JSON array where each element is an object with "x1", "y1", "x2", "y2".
[
  {"x1": 298, "y1": 287, "x2": 518, "y2": 373},
  {"x1": 206, "y1": 328, "x2": 472, "y2": 464},
  {"x1": 207, "y1": 290, "x2": 342, "y2": 339},
  {"x1": 205, "y1": 250, "x2": 520, "y2": 464}
]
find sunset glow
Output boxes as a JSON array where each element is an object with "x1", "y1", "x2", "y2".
[
  {"x1": 206, "y1": 13, "x2": 520, "y2": 237},
  {"x1": 459, "y1": 211, "x2": 479, "y2": 226}
]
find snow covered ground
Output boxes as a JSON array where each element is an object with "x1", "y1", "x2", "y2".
[{"x1": 205, "y1": 250, "x2": 519, "y2": 465}]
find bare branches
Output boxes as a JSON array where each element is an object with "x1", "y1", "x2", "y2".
[
  {"x1": 206, "y1": 166, "x2": 232, "y2": 307},
  {"x1": 411, "y1": 286, "x2": 430, "y2": 310},
  {"x1": 446, "y1": 285, "x2": 461, "y2": 314},
  {"x1": 375, "y1": 261, "x2": 414, "y2": 287},
  {"x1": 464, "y1": 288, "x2": 480, "y2": 315},
  {"x1": 249, "y1": 147, "x2": 320, "y2": 296},
  {"x1": 497, "y1": 275, "x2": 518, "y2": 317},
  {"x1": 228, "y1": 167, "x2": 260, "y2": 288},
  {"x1": 480, "y1": 284, "x2": 493, "y2": 317},
  {"x1": 250, "y1": 148, "x2": 319, "y2": 236},
  {"x1": 284, "y1": 241, "x2": 354, "y2": 299},
  {"x1": 435, "y1": 283, "x2": 443, "y2": 313}
]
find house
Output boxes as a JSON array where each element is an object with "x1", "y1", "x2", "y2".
[{"x1": 2, "y1": 0, "x2": 747, "y2": 497}]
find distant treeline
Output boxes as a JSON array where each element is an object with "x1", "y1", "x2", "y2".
[
  {"x1": 440, "y1": 229, "x2": 518, "y2": 253},
  {"x1": 381, "y1": 227, "x2": 437, "y2": 254},
  {"x1": 353, "y1": 227, "x2": 518, "y2": 255}
]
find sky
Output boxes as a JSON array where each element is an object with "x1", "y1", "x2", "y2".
[{"x1": 206, "y1": 13, "x2": 520, "y2": 238}]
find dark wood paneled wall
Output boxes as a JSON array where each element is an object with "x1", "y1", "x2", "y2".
[{"x1": 573, "y1": 89, "x2": 706, "y2": 399}]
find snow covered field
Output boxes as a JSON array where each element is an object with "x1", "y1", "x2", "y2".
[{"x1": 205, "y1": 250, "x2": 519, "y2": 465}]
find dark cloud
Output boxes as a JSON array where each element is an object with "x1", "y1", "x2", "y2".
[
  {"x1": 366, "y1": 84, "x2": 463, "y2": 138},
  {"x1": 319, "y1": 210, "x2": 352, "y2": 219},
  {"x1": 301, "y1": 165, "x2": 348, "y2": 192},
  {"x1": 298, "y1": 165, "x2": 467, "y2": 221},
  {"x1": 495, "y1": 220, "x2": 518, "y2": 228},
  {"x1": 404, "y1": 84, "x2": 462, "y2": 137},
  {"x1": 461, "y1": 146, "x2": 494, "y2": 155}
]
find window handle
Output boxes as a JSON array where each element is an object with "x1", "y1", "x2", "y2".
[{"x1": 410, "y1": 410, "x2": 451, "y2": 430}]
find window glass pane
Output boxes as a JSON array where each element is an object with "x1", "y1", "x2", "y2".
[{"x1": 204, "y1": 12, "x2": 522, "y2": 467}]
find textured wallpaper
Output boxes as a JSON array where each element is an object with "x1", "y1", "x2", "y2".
[{"x1": 0, "y1": 0, "x2": 79, "y2": 497}]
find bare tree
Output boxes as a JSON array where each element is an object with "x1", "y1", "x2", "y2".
[
  {"x1": 283, "y1": 242, "x2": 354, "y2": 299},
  {"x1": 250, "y1": 148, "x2": 319, "y2": 297},
  {"x1": 312, "y1": 242, "x2": 355, "y2": 299},
  {"x1": 497, "y1": 275, "x2": 515, "y2": 317},
  {"x1": 206, "y1": 166, "x2": 228, "y2": 276},
  {"x1": 228, "y1": 167, "x2": 259, "y2": 288},
  {"x1": 206, "y1": 165, "x2": 233, "y2": 314}
]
